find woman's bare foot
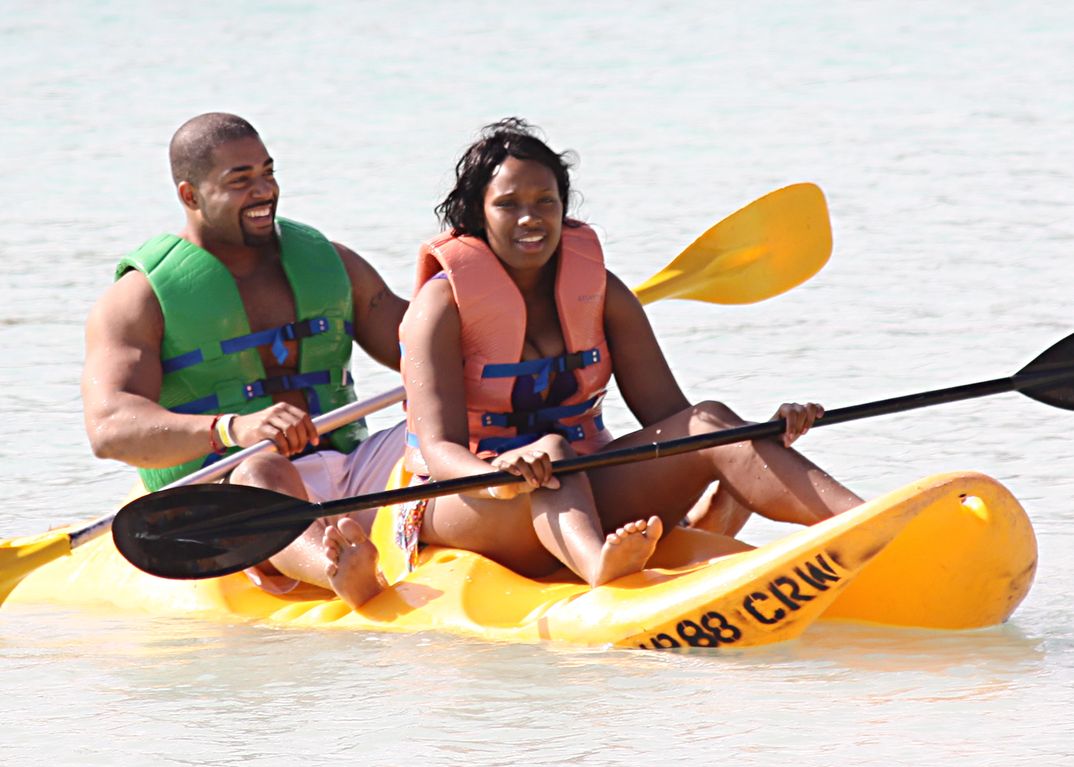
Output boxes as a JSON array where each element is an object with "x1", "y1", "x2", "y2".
[
  {"x1": 323, "y1": 517, "x2": 387, "y2": 610},
  {"x1": 592, "y1": 516, "x2": 663, "y2": 586}
]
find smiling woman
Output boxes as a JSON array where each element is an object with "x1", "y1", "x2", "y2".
[{"x1": 391, "y1": 118, "x2": 864, "y2": 591}]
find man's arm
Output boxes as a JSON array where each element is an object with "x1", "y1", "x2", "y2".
[
  {"x1": 335, "y1": 243, "x2": 409, "y2": 371},
  {"x1": 82, "y1": 271, "x2": 317, "y2": 466},
  {"x1": 82, "y1": 271, "x2": 218, "y2": 467}
]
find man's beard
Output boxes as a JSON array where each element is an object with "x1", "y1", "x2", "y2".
[
  {"x1": 242, "y1": 226, "x2": 277, "y2": 247},
  {"x1": 239, "y1": 206, "x2": 277, "y2": 247}
]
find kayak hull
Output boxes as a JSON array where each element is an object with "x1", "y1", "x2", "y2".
[{"x1": 7, "y1": 471, "x2": 1036, "y2": 649}]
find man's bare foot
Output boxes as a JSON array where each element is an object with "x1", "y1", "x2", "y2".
[
  {"x1": 686, "y1": 485, "x2": 752, "y2": 536},
  {"x1": 323, "y1": 517, "x2": 387, "y2": 610},
  {"x1": 592, "y1": 516, "x2": 663, "y2": 586}
]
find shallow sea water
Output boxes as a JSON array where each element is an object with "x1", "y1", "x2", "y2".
[{"x1": 2, "y1": 2, "x2": 1074, "y2": 765}]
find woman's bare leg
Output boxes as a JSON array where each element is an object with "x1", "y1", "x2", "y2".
[
  {"x1": 590, "y1": 401, "x2": 862, "y2": 533},
  {"x1": 420, "y1": 435, "x2": 660, "y2": 585}
]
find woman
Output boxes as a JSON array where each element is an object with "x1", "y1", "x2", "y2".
[{"x1": 396, "y1": 118, "x2": 862, "y2": 588}]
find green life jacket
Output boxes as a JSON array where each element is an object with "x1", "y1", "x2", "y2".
[{"x1": 116, "y1": 217, "x2": 367, "y2": 491}]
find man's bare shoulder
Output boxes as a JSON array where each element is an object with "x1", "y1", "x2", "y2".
[
  {"x1": 88, "y1": 270, "x2": 163, "y2": 342},
  {"x1": 332, "y1": 240, "x2": 404, "y2": 313},
  {"x1": 330, "y1": 240, "x2": 408, "y2": 369},
  {"x1": 332, "y1": 241, "x2": 383, "y2": 282}
]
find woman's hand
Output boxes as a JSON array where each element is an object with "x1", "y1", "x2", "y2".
[
  {"x1": 772, "y1": 402, "x2": 825, "y2": 447},
  {"x1": 486, "y1": 446, "x2": 562, "y2": 499}
]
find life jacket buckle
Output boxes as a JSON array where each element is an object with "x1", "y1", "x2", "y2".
[{"x1": 560, "y1": 349, "x2": 600, "y2": 372}]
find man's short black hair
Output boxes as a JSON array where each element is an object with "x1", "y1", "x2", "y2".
[{"x1": 169, "y1": 113, "x2": 260, "y2": 185}]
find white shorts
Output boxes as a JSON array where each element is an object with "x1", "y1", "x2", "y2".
[{"x1": 291, "y1": 419, "x2": 405, "y2": 504}]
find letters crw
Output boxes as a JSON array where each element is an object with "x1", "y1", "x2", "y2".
[{"x1": 742, "y1": 553, "x2": 842, "y2": 626}]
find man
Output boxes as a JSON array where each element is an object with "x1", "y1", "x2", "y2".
[{"x1": 83, "y1": 113, "x2": 405, "y2": 608}]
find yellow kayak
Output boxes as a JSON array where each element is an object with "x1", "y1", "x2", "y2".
[{"x1": 7, "y1": 471, "x2": 1036, "y2": 649}]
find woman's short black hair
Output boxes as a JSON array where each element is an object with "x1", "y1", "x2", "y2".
[{"x1": 436, "y1": 117, "x2": 577, "y2": 238}]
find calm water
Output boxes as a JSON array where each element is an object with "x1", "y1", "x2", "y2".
[{"x1": 3, "y1": 2, "x2": 1074, "y2": 764}]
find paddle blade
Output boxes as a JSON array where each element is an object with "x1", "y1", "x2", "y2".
[
  {"x1": 0, "y1": 530, "x2": 72, "y2": 603},
  {"x1": 112, "y1": 485, "x2": 310, "y2": 579},
  {"x1": 1015, "y1": 331, "x2": 1074, "y2": 411},
  {"x1": 631, "y1": 183, "x2": 832, "y2": 305}
]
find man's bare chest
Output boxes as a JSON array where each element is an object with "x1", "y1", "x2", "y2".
[{"x1": 234, "y1": 267, "x2": 300, "y2": 371}]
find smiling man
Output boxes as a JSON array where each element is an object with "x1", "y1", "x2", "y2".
[{"x1": 82, "y1": 113, "x2": 406, "y2": 607}]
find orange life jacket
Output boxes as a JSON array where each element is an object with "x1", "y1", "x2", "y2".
[{"x1": 403, "y1": 224, "x2": 614, "y2": 470}]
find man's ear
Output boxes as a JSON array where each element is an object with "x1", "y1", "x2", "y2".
[{"x1": 177, "y1": 180, "x2": 199, "y2": 211}]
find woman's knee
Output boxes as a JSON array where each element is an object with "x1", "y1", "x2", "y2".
[
  {"x1": 691, "y1": 400, "x2": 747, "y2": 430},
  {"x1": 531, "y1": 433, "x2": 577, "y2": 461}
]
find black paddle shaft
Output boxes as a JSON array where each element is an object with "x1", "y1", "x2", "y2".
[
  {"x1": 112, "y1": 332, "x2": 1074, "y2": 579},
  {"x1": 198, "y1": 349, "x2": 1074, "y2": 537}
]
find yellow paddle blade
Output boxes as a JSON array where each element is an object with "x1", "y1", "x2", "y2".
[
  {"x1": 632, "y1": 183, "x2": 831, "y2": 306},
  {"x1": 0, "y1": 530, "x2": 72, "y2": 602}
]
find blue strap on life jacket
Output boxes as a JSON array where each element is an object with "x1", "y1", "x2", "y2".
[
  {"x1": 479, "y1": 396, "x2": 600, "y2": 431},
  {"x1": 170, "y1": 368, "x2": 353, "y2": 415},
  {"x1": 404, "y1": 412, "x2": 606, "y2": 456},
  {"x1": 162, "y1": 317, "x2": 355, "y2": 373},
  {"x1": 481, "y1": 349, "x2": 601, "y2": 394},
  {"x1": 475, "y1": 413, "x2": 605, "y2": 455}
]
